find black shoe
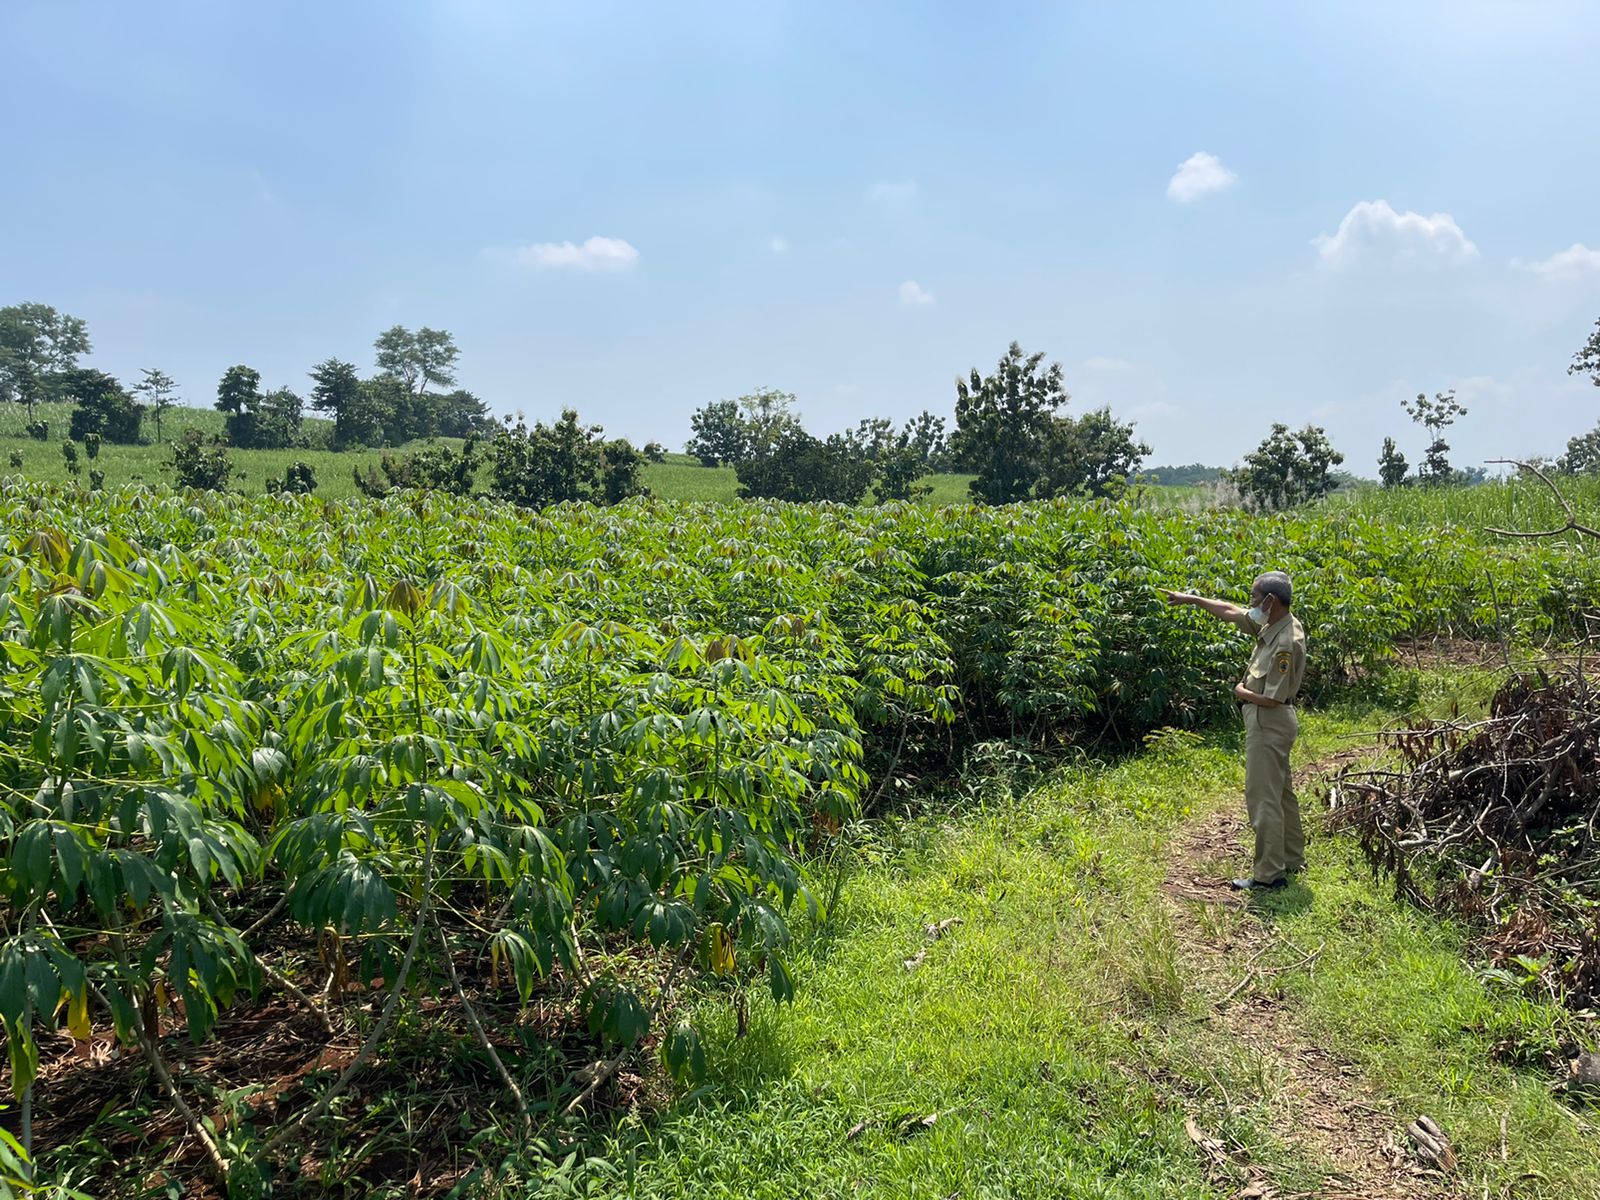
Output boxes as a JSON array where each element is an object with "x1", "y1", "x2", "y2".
[{"x1": 1230, "y1": 877, "x2": 1287, "y2": 891}]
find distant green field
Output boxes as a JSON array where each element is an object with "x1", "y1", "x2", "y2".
[
  {"x1": 0, "y1": 400, "x2": 334, "y2": 443},
  {"x1": 645, "y1": 452, "x2": 978, "y2": 504},
  {"x1": 4, "y1": 404, "x2": 1244, "y2": 508},
  {"x1": 0, "y1": 411, "x2": 987, "y2": 505},
  {"x1": 645, "y1": 453, "x2": 741, "y2": 500}
]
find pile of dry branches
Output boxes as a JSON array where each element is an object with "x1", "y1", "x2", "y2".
[{"x1": 1327, "y1": 667, "x2": 1600, "y2": 1010}]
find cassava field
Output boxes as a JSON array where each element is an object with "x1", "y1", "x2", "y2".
[{"x1": 2, "y1": 475, "x2": 1599, "y2": 1198}]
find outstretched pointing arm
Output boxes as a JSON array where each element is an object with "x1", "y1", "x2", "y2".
[{"x1": 1159, "y1": 588, "x2": 1253, "y2": 629}]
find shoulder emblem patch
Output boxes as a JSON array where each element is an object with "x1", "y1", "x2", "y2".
[{"x1": 1274, "y1": 650, "x2": 1292, "y2": 675}]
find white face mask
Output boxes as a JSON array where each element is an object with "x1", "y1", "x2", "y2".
[{"x1": 1247, "y1": 604, "x2": 1267, "y2": 626}]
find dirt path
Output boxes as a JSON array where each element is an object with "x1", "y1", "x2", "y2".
[{"x1": 1159, "y1": 795, "x2": 1458, "y2": 1199}]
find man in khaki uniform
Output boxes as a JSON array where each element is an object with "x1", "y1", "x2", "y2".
[{"x1": 1160, "y1": 571, "x2": 1307, "y2": 891}]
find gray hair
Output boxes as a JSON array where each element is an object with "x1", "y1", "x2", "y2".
[{"x1": 1254, "y1": 571, "x2": 1292, "y2": 607}]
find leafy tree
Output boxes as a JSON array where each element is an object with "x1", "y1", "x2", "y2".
[
  {"x1": 952, "y1": 342, "x2": 1068, "y2": 505},
  {"x1": 1557, "y1": 424, "x2": 1600, "y2": 475},
  {"x1": 166, "y1": 428, "x2": 233, "y2": 490},
  {"x1": 374, "y1": 325, "x2": 461, "y2": 441},
  {"x1": 841, "y1": 417, "x2": 896, "y2": 462},
  {"x1": 61, "y1": 439, "x2": 80, "y2": 477},
  {"x1": 0, "y1": 302, "x2": 90, "y2": 413},
  {"x1": 1226, "y1": 423, "x2": 1345, "y2": 509},
  {"x1": 1035, "y1": 406, "x2": 1150, "y2": 499},
  {"x1": 643, "y1": 441, "x2": 666, "y2": 463},
  {"x1": 903, "y1": 410, "x2": 949, "y2": 471},
  {"x1": 433, "y1": 388, "x2": 492, "y2": 439},
  {"x1": 257, "y1": 387, "x2": 304, "y2": 450},
  {"x1": 686, "y1": 389, "x2": 803, "y2": 467},
  {"x1": 686, "y1": 399, "x2": 748, "y2": 466},
  {"x1": 374, "y1": 325, "x2": 459, "y2": 398},
  {"x1": 63, "y1": 368, "x2": 143, "y2": 444},
  {"x1": 868, "y1": 413, "x2": 954, "y2": 501},
  {"x1": 131, "y1": 368, "x2": 179, "y2": 444},
  {"x1": 308, "y1": 358, "x2": 375, "y2": 448},
  {"x1": 737, "y1": 388, "x2": 800, "y2": 459},
  {"x1": 216, "y1": 366, "x2": 300, "y2": 449},
  {"x1": 358, "y1": 376, "x2": 408, "y2": 447},
  {"x1": 872, "y1": 432, "x2": 933, "y2": 503},
  {"x1": 82, "y1": 432, "x2": 101, "y2": 460},
  {"x1": 487, "y1": 411, "x2": 646, "y2": 508},
  {"x1": 1570, "y1": 317, "x2": 1600, "y2": 387},
  {"x1": 355, "y1": 437, "x2": 481, "y2": 497},
  {"x1": 735, "y1": 426, "x2": 875, "y2": 503},
  {"x1": 215, "y1": 364, "x2": 264, "y2": 446},
  {"x1": 1401, "y1": 389, "x2": 1467, "y2": 485},
  {"x1": 599, "y1": 437, "x2": 646, "y2": 504},
  {"x1": 215, "y1": 364, "x2": 262, "y2": 417},
  {"x1": 1378, "y1": 437, "x2": 1409, "y2": 488}
]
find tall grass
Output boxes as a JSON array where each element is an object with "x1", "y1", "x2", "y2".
[{"x1": 1328, "y1": 475, "x2": 1600, "y2": 531}]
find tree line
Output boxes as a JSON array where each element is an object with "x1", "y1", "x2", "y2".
[
  {"x1": 8, "y1": 299, "x2": 1600, "y2": 511},
  {"x1": 0, "y1": 303, "x2": 496, "y2": 451},
  {"x1": 685, "y1": 344, "x2": 1153, "y2": 505}
]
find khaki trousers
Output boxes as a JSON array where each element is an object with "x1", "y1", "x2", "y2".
[{"x1": 1243, "y1": 704, "x2": 1303, "y2": 884}]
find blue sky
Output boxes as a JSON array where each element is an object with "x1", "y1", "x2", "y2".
[{"x1": 4, "y1": 1, "x2": 1598, "y2": 468}]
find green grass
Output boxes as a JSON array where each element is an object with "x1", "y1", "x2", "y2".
[
  {"x1": 497, "y1": 676, "x2": 1598, "y2": 1200},
  {"x1": 642, "y1": 453, "x2": 980, "y2": 505},
  {"x1": 1327, "y1": 473, "x2": 1600, "y2": 531},
  {"x1": 2, "y1": 419, "x2": 984, "y2": 506},
  {"x1": 642, "y1": 453, "x2": 741, "y2": 501}
]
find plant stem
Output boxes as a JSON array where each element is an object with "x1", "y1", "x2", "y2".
[
  {"x1": 107, "y1": 926, "x2": 231, "y2": 1185},
  {"x1": 562, "y1": 953, "x2": 685, "y2": 1116},
  {"x1": 433, "y1": 915, "x2": 529, "y2": 1126},
  {"x1": 264, "y1": 831, "x2": 437, "y2": 1157}
]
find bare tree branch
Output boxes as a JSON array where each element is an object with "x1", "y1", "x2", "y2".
[{"x1": 1484, "y1": 459, "x2": 1600, "y2": 540}]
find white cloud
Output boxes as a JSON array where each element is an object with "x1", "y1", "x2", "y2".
[
  {"x1": 505, "y1": 236, "x2": 639, "y2": 271},
  {"x1": 768, "y1": 235, "x2": 790, "y2": 254},
  {"x1": 867, "y1": 179, "x2": 918, "y2": 208},
  {"x1": 1084, "y1": 356, "x2": 1134, "y2": 372},
  {"x1": 1312, "y1": 200, "x2": 1477, "y2": 268},
  {"x1": 899, "y1": 280, "x2": 935, "y2": 306},
  {"x1": 1511, "y1": 243, "x2": 1600, "y2": 281},
  {"x1": 1165, "y1": 152, "x2": 1237, "y2": 203}
]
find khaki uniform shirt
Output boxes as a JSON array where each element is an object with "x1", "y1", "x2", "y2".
[{"x1": 1233, "y1": 612, "x2": 1307, "y2": 704}]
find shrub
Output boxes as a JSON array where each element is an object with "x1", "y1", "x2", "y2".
[
  {"x1": 1226, "y1": 424, "x2": 1344, "y2": 510},
  {"x1": 269, "y1": 461, "x2": 318, "y2": 495},
  {"x1": 487, "y1": 413, "x2": 645, "y2": 508},
  {"x1": 735, "y1": 426, "x2": 874, "y2": 503},
  {"x1": 354, "y1": 438, "x2": 479, "y2": 498},
  {"x1": 166, "y1": 428, "x2": 234, "y2": 491},
  {"x1": 63, "y1": 368, "x2": 143, "y2": 444}
]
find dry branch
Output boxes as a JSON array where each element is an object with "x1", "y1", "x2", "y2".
[
  {"x1": 1326, "y1": 668, "x2": 1600, "y2": 1011},
  {"x1": 1484, "y1": 459, "x2": 1600, "y2": 540}
]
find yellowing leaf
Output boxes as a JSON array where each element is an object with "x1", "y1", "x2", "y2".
[
  {"x1": 67, "y1": 987, "x2": 91, "y2": 1042},
  {"x1": 253, "y1": 781, "x2": 280, "y2": 818},
  {"x1": 709, "y1": 924, "x2": 735, "y2": 977},
  {"x1": 384, "y1": 578, "x2": 425, "y2": 617}
]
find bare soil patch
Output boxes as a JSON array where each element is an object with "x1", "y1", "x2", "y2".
[{"x1": 1161, "y1": 802, "x2": 1460, "y2": 1199}]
